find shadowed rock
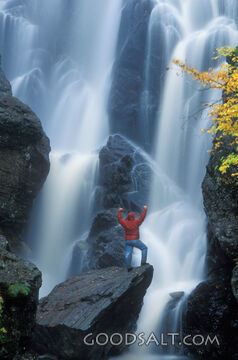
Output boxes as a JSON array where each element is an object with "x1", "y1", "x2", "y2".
[
  {"x1": 0, "y1": 63, "x2": 50, "y2": 252},
  {"x1": 0, "y1": 236, "x2": 42, "y2": 359},
  {"x1": 33, "y1": 264, "x2": 153, "y2": 360}
]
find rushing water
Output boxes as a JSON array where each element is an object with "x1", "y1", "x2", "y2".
[
  {"x1": 0, "y1": 0, "x2": 238, "y2": 359},
  {"x1": 112, "y1": 0, "x2": 238, "y2": 359},
  {"x1": 0, "y1": 0, "x2": 122, "y2": 296}
]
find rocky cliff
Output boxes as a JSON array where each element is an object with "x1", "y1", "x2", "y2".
[
  {"x1": 0, "y1": 58, "x2": 50, "y2": 252},
  {"x1": 69, "y1": 134, "x2": 153, "y2": 274},
  {"x1": 183, "y1": 57, "x2": 238, "y2": 359},
  {"x1": 0, "y1": 60, "x2": 50, "y2": 359}
]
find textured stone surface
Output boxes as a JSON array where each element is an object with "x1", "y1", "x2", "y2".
[
  {"x1": 33, "y1": 265, "x2": 153, "y2": 360},
  {"x1": 98, "y1": 134, "x2": 152, "y2": 212},
  {"x1": 76, "y1": 134, "x2": 152, "y2": 273},
  {"x1": 232, "y1": 264, "x2": 238, "y2": 304},
  {"x1": 183, "y1": 277, "x2": 238, "y2": 360},
  {"x1": 0, "y1": 237, "x2": 42, "y2": 360},
  {"x1": 0, "y1": 65, "x2": 50, "y2": 251},
  {"x1": 0, "y1": 56, "x2": 12, "y2": 96},
  {"x1": 86, "y1": 209, "x2": 125, "y2": 270}
]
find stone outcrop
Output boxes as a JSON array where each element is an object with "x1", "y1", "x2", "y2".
[
  {"x1": 0, "y1": 235, "x2": 42, "y2": 359},
  {"x1": 98, "y1": 134, "x2": 152, "y2": 211},
  {"x1": 0, "y1": 60, "x2": 50, "y2": 252},
  {"x1": 74, "y1": 134, "x2": 152, "y2": 274},
  {"x1": 33, "y1": 265, "x2": 153, "y2": 360},
  {"x1": 183, "y1": 54, "x2": 238, "y2": 359}
]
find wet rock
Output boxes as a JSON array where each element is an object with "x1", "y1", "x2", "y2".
[
  {"x1": 33, "y1": 264, "x2": 153, "y2": 360},
  {"x1": 0, "y1": 64, "x2": 50, "y2": 251},
  {"x1": 80, "y1": 135, "x2": 152, "y2": 273},
  {"x1": 232, "y1": 265, "x2": 238, "y2": 304},
  {"x1": 0, "y1": 238, "x2": 42, "y2": 360},
  {"x1": 85, "y1": 209, "x2": 125, "y2": 271},
  {"x1": 13, "y1": 353, "x2": 39, "y2": 360},
  {"x1": 169, "y1": 291, "x2": 185, "y2": 300},
  {"x1": 183, "y1": 277, "x2": 238, "y2": 360},
  {"x1": 98, "y1": 134, "x2": 152, "y2": 212},
  {"x1": 0, "y1": 56, "x2": 11, "y2": 96}
]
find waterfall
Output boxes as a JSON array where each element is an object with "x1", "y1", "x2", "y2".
[
  {"x1": 0, "y1": 0, "x2": 237, "y2": 357},
  {"x1": 0, "y1": 0, "x2": 122, "y2": 296},
  {"x1": 111, "y1": 0, "x2": 238, "y2": 359}
]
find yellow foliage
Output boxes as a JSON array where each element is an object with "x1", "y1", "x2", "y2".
[{"x1": 173, "y1": 46, "x2": 238, "y2": 183}]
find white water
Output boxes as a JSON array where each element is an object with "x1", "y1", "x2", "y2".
[
  {"x1": 0, "y1": 0, "x2": 237, "y2": 358},
  {"x1": 0, "y1": 0, "x2": 122, "y2": 296},
  {"x1": 113, "y1": 1, "x2": 238, "y2": 359}
]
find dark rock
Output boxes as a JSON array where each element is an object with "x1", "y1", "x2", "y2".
[
  {"x1": 184, "y1": 64, "x2": 238, "y2": 359},
  {"x1": 0, "y1": 56, "x2": 12, "y2": 96},
  {"x1": 13, "y1": 353, "x2": 39, "y2": 360},
  {"x1": 81, "y1": 135, "x2": 152, "y2": 272},
  {"x1": 169, "y1": 291, "x2": 185, "y2": 300},
  {"x1": 232, "y1": 265, "x2": 238, "y2": 304},
  {"x1": 85, "y1": 209, "x2": 125, "y2": 271},
  {"x1": 108, "y1": 0, "x2": 154, "y2": 149},
  {"x1": 183, "y1": 277, "x2": 238, "y2": 359},
  {"x1": 0, "y1": 64, "x2": 50, "y2": 252},
  {"x1": 0, "y1": 243, "x2": 42, "y2": 359},
  {"x1": 202, "y1": 139, "x2": 238, "y2": 265},
  {"x1": 33, "y1": 265, "x2": 153, "y2": 360},
  {"x1": 98, "y1": 134, "x2": 152, "y2": 212}
]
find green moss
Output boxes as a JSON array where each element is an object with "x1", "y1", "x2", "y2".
[{"x1": 7, "y1": 283, "x2": 30, "y2": 298}]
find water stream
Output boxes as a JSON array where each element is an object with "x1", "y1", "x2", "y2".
[{"x1": 0, "y1": 0, "x2": 237, "y2": 358}]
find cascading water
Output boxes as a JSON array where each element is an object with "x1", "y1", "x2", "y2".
[
  {"x1": 112, "y1": 1, "x2": 238, "y2": 359},
  {"x1": 0, "y1": 0, "x2": 237, "y2": 358},
  {"x1": 0, "y1": 0, "x2": 122, "y2": 296}
]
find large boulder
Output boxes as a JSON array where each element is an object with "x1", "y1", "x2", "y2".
[
  {"x1": 86, "y1": 209, "x2": 125, "y2": 271},
  {"x1": 0, "y1": 236, "x2": 42, "y2": 359},
  {"x1": 183, "y1": 276, "x2": 238, "y2": 360},
  {"x1": 98, "y1": 134, "x2": 152, "y2": 212},
  {"x1": 73, "y1": 134, "x2": 152, "y2": 274},
  {"x1": 0, "y1": 56, "x2": 12, "y2": 96},
  {"x1": 33, "y1": 265, "x2": 153, "y2": 360},
  {"x1": 0, "y1": 63, "x2": 50, "y2": 252}
]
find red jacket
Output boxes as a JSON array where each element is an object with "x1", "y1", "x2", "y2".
[{"x1": 118, "y1": 208, "x2": 147, "y2": 240}]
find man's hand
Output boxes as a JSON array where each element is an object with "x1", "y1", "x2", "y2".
[{"x1": 119, "y1": 208, "x2": 124, "y2": 211}]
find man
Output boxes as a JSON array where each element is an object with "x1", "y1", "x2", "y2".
[{"x1": 118, "y1": 206, "x2": 148, "y2": 268}]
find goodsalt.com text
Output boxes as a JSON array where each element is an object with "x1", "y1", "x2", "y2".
[{"x1": 83, "y1": 332, "x2": 220, "y2": 347}]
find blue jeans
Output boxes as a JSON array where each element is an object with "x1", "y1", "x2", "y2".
[{"x1": 125, "y1": 239, "x2": 148, "y2": 267}]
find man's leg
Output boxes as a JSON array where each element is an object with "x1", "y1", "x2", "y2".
[
  {"x1": 133, "y1": 240, "x2": 148, "y2": 265},
  {"x1": 125, "y1": 242, "x2": 133, "y2": 268}
]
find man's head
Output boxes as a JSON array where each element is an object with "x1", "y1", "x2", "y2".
[{"x1": 127, "y1": 212, "x2": 135, "y2": 221}]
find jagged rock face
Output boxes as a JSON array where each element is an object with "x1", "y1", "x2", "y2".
[
  {"x1": 108, "y1": 0, "x2": 154, "y2": 149},
  {"x1": 74, "y1": 134, "x2": 152, "y2": 274},
  {"x1": 0, "y1": 64, "x2": 50, "y2": 252},
  {"x1": 183, "y1": 80, "x2": 238, "y2": 358},
  {"x1": 0, "y1": 57, "x2": 12, "y2": 96},
  {"x1": 0, "y1": 236, "x2": 42, "y2": 360},
  {"x1": 183, "y1": 276, "x2": 238, "y2": 360},
  {"x1": 98, "y1": 134, "x2": 152, "y2": 212},
  {"x1": 202, "y1": 138, "x2": 238, "y2": 265},
  {"x1": 86, "y1": 209, "x2": 125, "y2": 270},
  {"x1": 33, "y1": 265, "x2": 153, "y2": 360},
  {"x1": 232, "y1": 265, "x2": 238, "y2": 304}
]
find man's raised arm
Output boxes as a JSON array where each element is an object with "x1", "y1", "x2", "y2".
[
  {"x1": 136, "y1": 205, "x2": 147, "y2": 225},
  {"x1": 118, "y1": 207, "x2": 126, "y2": 226}
]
